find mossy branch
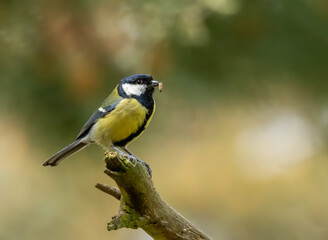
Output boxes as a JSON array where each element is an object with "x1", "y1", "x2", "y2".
[{"x1": 96, "y1": 151, "x2": 212, "y2": 240}]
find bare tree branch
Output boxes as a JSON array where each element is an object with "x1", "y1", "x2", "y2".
[
  {"x1": 96, "y1": 151, "x2": 212, "y2": 240},
  {"x1": 95, "y1": 183, "x2": 121, "y2": 200}
]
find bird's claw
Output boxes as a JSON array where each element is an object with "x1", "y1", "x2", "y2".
[{"x1": 134, "y1": 157, "x2": 152, "y2": 177}]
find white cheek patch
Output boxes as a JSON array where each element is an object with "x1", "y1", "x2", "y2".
[{"x1": 122, "y1": 83, "x2": 147, "y2": 96}]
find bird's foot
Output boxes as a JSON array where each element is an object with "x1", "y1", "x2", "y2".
[
  {"x1": 112, "y1": 147, "x2": 152, "y2": 177},
  {"x1": 137, "y1": 158, "x2": 152, "y2": 177},
  {"x1": 130, "y1": 156, "x2": 152, "y2": 177},
  {"x1": 112, "y1": 147, "x2": 129, "y2": 158}
]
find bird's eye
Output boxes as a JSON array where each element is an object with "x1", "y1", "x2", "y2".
[{"x1": 136, "y1": 80, "x2": 142, "y2": 84}]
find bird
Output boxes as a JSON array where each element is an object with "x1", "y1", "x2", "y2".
[{"x1": 43, "y1": 74, "x2": 162, "y2": 174}]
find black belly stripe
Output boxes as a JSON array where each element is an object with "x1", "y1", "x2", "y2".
[{"x1": 113, "y1": 102, "x2": 154, "y2": 147}]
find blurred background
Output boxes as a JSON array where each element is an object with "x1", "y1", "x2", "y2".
[{"x1": 1, "y1": 0, "x2": 328, "y2": 239}]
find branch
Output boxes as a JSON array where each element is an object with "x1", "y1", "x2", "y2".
[
  {"x1": 95, "y1": 183, "x2": 121, "y2": 200},
  {"x1": 96, "y1": 151, "x2": 212, "y2": 240}
]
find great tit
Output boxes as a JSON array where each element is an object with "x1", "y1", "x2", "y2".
[{"x1": 43, "y1": 74, "x2": 162, "y2": 172}]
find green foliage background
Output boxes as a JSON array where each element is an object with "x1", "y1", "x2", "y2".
[{"x1": 1, "y1": 0, "x2": 328, "y2": 239}]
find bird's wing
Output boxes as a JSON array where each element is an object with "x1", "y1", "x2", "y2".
[
  {"x1": 101, "y1": 85, "x2": 121, "y2": 107},
  {"x1": 76, "y1": 100, "x2": 122, "y2": 140}
]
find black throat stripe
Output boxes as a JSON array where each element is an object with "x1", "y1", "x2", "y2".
[
  {"x1": 113, "y1": 100, "x2": 154, "y2": 147},
  {"x1": 115, "y1": 83, "x2": 155, "y2": 146}
]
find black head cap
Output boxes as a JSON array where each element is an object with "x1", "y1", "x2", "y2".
[{"x1": 121, "y1": 74, "x2": 153, "y2": 84}]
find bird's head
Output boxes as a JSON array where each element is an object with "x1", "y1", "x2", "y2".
[{"x1": 118, "y1": 74, "x2": 161, "y2": 98}]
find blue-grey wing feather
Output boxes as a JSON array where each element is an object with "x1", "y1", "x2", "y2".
[{"x1": 76, "y1": 101, "x2": 121, "y2": 139}]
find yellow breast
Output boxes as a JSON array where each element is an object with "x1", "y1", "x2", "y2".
[{"x1": 92, "y1": 98, "x2": 149, "y2": 148}]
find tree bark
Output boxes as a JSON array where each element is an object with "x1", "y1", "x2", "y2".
[{"x1": 95, "y1": 151, "x2": 212, "y2": 240}]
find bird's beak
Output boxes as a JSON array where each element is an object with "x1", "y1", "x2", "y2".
[
  {"x1": 151, "y1": 80, "x2": 163, "y2": 92},
  {"x1": 151, "y1": 80, "x2": 159, "y2": 87}
]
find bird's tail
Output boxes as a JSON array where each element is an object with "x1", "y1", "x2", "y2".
[{"x1": 43, "y1": 139, "x2": 88, "y2": 167}]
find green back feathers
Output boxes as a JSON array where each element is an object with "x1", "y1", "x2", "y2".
[{"x1": 101, "y1": 85, "x2": 123, "y2": 107}]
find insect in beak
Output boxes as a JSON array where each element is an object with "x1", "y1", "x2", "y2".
[{"x1": 151, "y1": 80, "x2": 163, "y2": 92}]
